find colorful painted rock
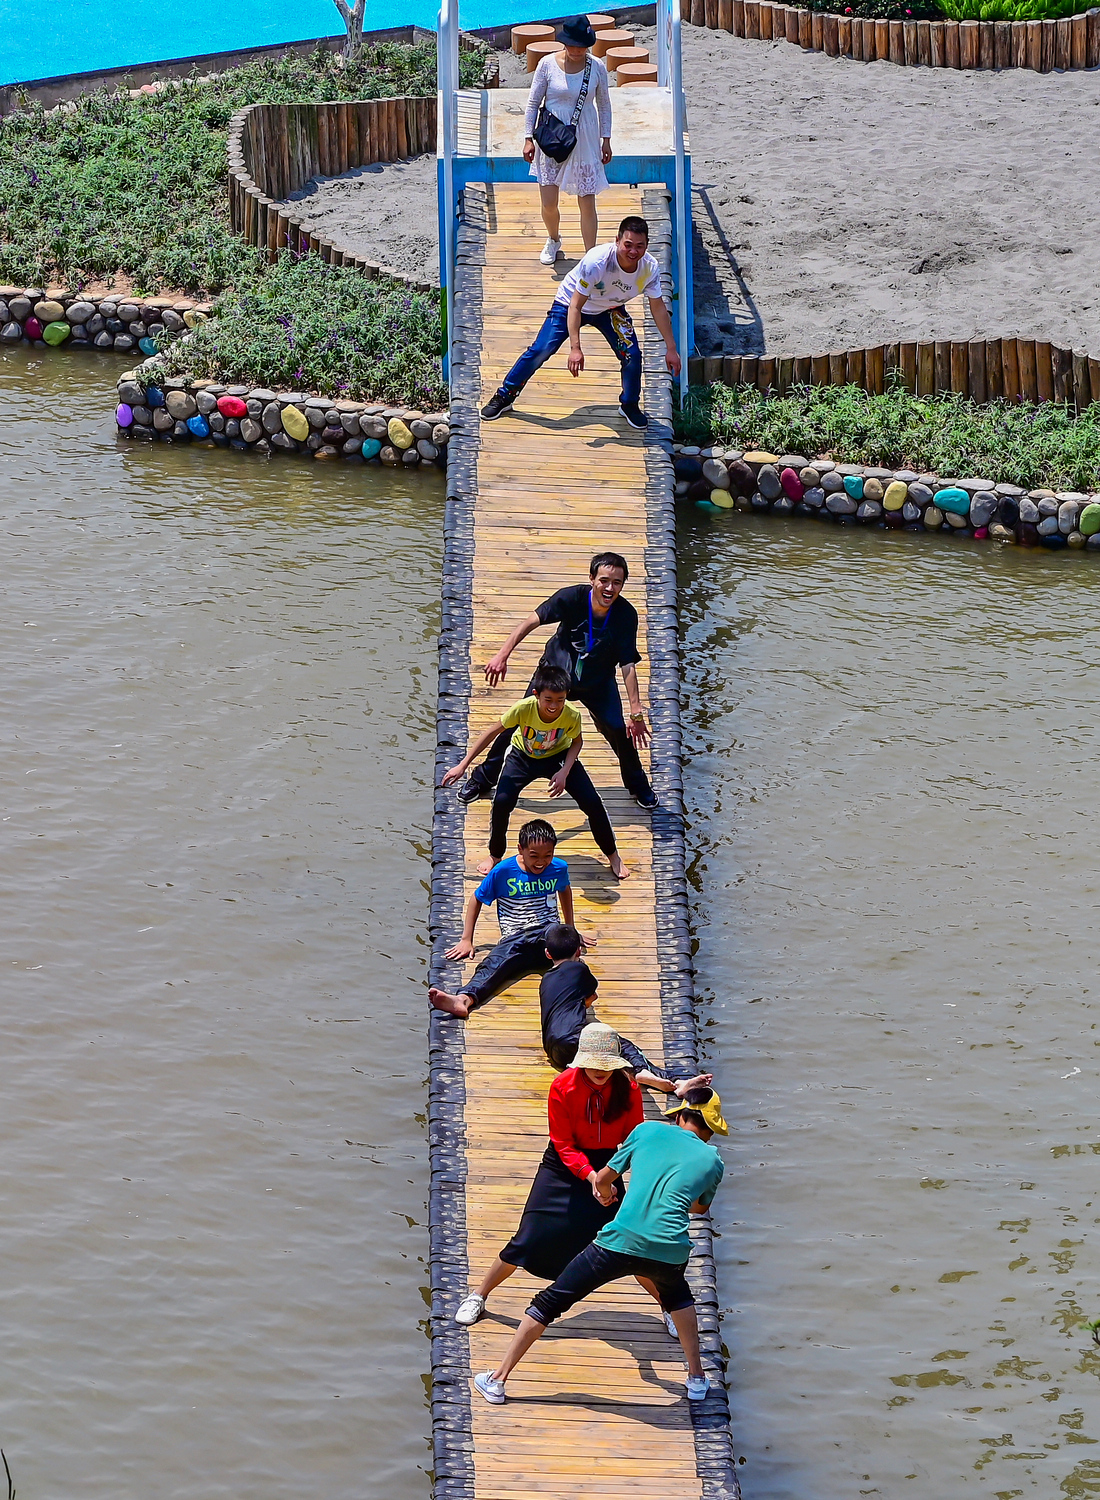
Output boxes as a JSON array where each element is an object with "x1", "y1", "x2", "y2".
[
  {"x1": 187, "y1": 414, "x2": 210, "y2": 438},
  {"x1": 388, "y1": 418, "x2": 414, "y2": 450},
  {"x1": 842, "y1": 474, "x2": 864, "y2": 501},
  {"x1": 973, "y1": 526, "x2": 989, "y2": 540},
  {"x1": 42, "y1": 320, "x2": 71, "y2": 345},
  {"x1": 24, "y1": 316, "x2": 42, "y2": 340},
  {"x1": 217, "y1": 394, "x2": 248, "y2": 419},
  {"x1": 116, "y1": 403, "x2": 133, "y2": 427},
  {"x1": 183, "y1": 310, "x2": 208, "y2": 329},
  {"x1": 862, "y1": 478, "x2": 884, "y2": 502},
  {"x1": 934, "y1": 487, "x2": 971, "y2": 516},
  {"x1": 1078, "y1": 502, "x2": 1100, "y2": 536},
  {"x1": 281, "y1": 405, "x2": 309, "y2": 441},
  {"x1": 882, "y1": 481, "x2": 907, "y2": 512},
  {"x1": 138, "y1": 337, "x2": 158, "y2": 356},
  {"x1": 360, "y1": 438, "x2": 382, "y2": 460},
  {"x1": 34, "y1": 299, "x2": 65, "y2": 323},
  {"x1": 923, "y1": 505, "x2": 944, "y2": 529},
  {"x1": 780, "y1": 467, "x2": 804, "y2": 501},
  {"x1": 709, "y1": 490, "x2": 735, "y2": 509},
  {"x1": 146, "y1": 386, "x2": 165, "y2": 408}
]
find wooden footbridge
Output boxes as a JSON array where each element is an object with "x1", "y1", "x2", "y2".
[{"x1": 427, "y1": 15, "x2": 738, "y2": 1498}]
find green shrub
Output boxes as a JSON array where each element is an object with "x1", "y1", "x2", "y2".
[
  {"x1": 936, "y1": 0, "x2": 1082, "y2": 18},
  {"x1": 677, "y1": 380, "x2": 1100, "y2": 492},
  {"x1": 0, "y1": 44, "x2": 481, "y2": 294},
  {"x1": 150, "y1": 253, "x2": 447, "y2": 408},
  {"x1": 805, "y1": 0, "x2": 940, "y2": 21}
]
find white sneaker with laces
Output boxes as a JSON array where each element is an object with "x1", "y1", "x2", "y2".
[
  {"x1": 474, "y1": 1371, "x2": 507, "y2": 1404},
  {"x1": 664, "y1": 1311, "x2": 679, "y2": 1339},
  {"x1": 454, "y1": 1293, "x2": 486, "y2": 1325},
  {"x1": 539, "y1": 238, "x2": 562, "y2": 265},
  {"x1": 686, "y1": 1373, "x2": 711, "y2": 1402}
]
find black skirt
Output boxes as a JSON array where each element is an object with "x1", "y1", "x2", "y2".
[{"x1": 499, "y1": 1143, "x2": 620, "y2": 1282}]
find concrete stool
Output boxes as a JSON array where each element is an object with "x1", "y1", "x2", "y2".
[
  {"x1": 587, "y1": 13, "x2": 616, "y2": 29},
  {"x1": 592, "y1": 27, "x2": 634, "y2": 54},
  {"x1": 526, "y1": 38, "x2": 565, "y2": 69},
  {"x1": 511, "y1": 22, "x2": 554, "y2": 55},
  {"x1": 616, "y1": 62, "x2": 660, "y2": 84},
  {"x1": 605, "y1": 45, "x2": 650, "y2": 71}
]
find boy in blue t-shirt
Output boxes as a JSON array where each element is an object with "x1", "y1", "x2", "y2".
[{"x1": 429, "y1": 818, "x2": 585, "y2": 1020}]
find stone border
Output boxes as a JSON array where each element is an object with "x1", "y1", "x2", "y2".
[
  {"x1": 641, "y1": 189, "x2": 741, "y2": 1500},
  {"x1": 693, "y1": 0, "x2": 1100, "y2": 71},
  {"x1": 0, "y1": 287, "x2": 208, "y2": 354},
  {"x1": 114, "y1": 360, "x2": 449, "y2": 469},
  {"x1": 227, "y1": 42, "x2": 497, "y2": 294},
  {"x1": 687, "y1": 338, "x2": 1100, "y2": 407},
  {"x1": 675, "y1": 446, "x2": 1100, "y2": 549}
]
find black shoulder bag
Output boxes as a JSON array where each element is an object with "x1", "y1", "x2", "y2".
[{"x1": 532, "y1": 56, "x2": 592, "y2": 164}]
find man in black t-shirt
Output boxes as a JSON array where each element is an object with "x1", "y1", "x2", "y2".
[{"x1": 457, "y1": 551, "x2": 658, "y2": 808}]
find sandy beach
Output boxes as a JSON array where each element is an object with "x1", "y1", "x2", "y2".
[{"x1": 278, "y1": 25, "x2": 1100, "y2": 357}]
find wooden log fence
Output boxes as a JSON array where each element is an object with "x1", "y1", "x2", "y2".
[
  {"x1": 696, "y1": 0, "x2": 1100, "y2": 70},
  {"x1": 687, "y1": 337, "x2": 1100, "y2": 409}
]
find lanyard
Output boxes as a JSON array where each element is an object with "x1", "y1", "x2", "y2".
[{"x1": 587, "y1": 592, "x2": 611, "y2": 655}]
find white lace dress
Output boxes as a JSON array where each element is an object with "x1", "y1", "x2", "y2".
[{"x1": 524, "y1": 53, "x2": 613, "y2": 198}]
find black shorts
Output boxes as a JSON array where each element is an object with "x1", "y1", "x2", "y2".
[{"x1": 526, "y1": 1241, "x2": 694, "y2": 1326}]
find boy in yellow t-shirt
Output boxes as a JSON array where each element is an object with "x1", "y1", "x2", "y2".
[{"x1": 442, "y1": 664, "x2": 628, "y2": 879}]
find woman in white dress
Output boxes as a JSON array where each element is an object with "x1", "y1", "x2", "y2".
[{"x1": 523, "y1": 16, "x2": 613, "y2": 265}]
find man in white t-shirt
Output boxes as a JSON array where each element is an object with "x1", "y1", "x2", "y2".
[{"x1": 480, "y1": 215, "x2": 681, "y2": 432}]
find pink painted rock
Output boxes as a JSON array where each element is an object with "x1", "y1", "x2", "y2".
[
  {"x1": 115, "y1": 403, "x2": 133, "y2": 427},
  {"x1": 973, "y1": 526, "x2": 989, "y2": 540},
  {"x1": 24, "y1": 316, "x2": 42, "y2": 340},
  {"x1": 217, "y1": 395, "x2": 248, "y2": 419},
  {"x1": 780, "y1": 466, "x2": 804, "y2": 501}
]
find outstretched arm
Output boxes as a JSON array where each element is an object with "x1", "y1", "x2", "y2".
[
  {"x1": 647, "y1": 295, "x2": 682, "y2": 376},
  {"x1": 485, "y1": 611, "x2": 542, "y2": 686},
  {"x1": 441, "y1": 720, "x2": 505, "y2": 785}
]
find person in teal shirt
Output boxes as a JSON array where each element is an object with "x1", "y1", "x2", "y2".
[{"x1": 470, "y1": 1087, "x2": 727, "y2": 1406}]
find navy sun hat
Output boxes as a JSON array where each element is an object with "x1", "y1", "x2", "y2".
[{"x1": 558, "y1": 15, "x2": 598, "y2": 46}]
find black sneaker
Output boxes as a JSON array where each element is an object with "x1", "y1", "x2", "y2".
[
  {"x1": 481, "y1": 390, "x2": 516, "y2": 422},
  {"x1": 457, "y1": 779, "x2": 486, "y2": 804},
  {"x1": 619, "y1": 401, "x2": 648, "y2": 430},
  {"x1": 634, "y1": 788, "x2": 660, "y2": 809}
]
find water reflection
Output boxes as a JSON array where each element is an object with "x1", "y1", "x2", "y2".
[
  {"x1": 0, "y1": 346, "x2": 441, "y2": 1500},
  {"x1": 679, "y1": 508, "x2": 1100, "y2": 1500}
]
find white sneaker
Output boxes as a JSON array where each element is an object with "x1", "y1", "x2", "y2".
[
  {"x1": 686, "y1": 1373, "x2": 711, "y2": 1402},
  {"x1": 474, "y1": 1371, "x2": 507, "y2": 1404},
  {"x1": 454, "y1": 1293, "x2": 486, "y2": 1326},
  {"x1": 664, "y1": 1311, "x2": 679, "y2": 1338},
  {"x1": 539, "y1": 238, "x2": 562, "y2": 265}
]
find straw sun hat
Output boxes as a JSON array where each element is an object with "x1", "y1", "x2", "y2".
[{"x1": 571, "y1": 1022, "x2": 631, "y2": 1071}]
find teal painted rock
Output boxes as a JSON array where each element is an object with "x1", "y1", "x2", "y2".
[
  {"x1": 187, "y1": 414, "x2": 210, "y2": 438},
  {"x1": 1079, "y1": 502, "x2": 1100, "y2": 536},
  {"x1": 361, "y1": 438, "x2": 382, "y2": 460},
  {"x1": 935, "y1": 487, "x2": 971, "y2": 516},
  {"x1": 139, "y1": 336, "x2": 158, "y2": 355},
  {"x1": 842, "y1": 474, "x2": 864, "y2": 501},
  {"x1": 42, "y1": 320, "x2": 70, "y2": 345}
]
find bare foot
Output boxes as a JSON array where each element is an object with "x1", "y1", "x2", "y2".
[
  {"x1": 477, "y1": 855, "x2": 495, "y2": 875},
  {"x1": 429, "y1": 987, "x2": 471, "y2": 1019},
  {"x1": 609, "y1": 853, "x2": 630, "y2": 880},
  {"x1": 673, "y1": 1072, "x2": 713, "y2": 1098}
]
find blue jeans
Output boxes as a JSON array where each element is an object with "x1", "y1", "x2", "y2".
[{"x1": 499, "y1": 302, "x2": 643, "y2": 406}]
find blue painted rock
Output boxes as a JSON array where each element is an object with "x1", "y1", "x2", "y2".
[
  {"x1": 361, "y1": 438, "x2": 383, "y2": 460},
  {"x1": 116, "y1": 403, "x2": 133, "y2": 427},
  {"x1": 997, "y1": 497, "x2": 1020, "y2": 527},
  {"x1": 187, "y1": 414, "x2": 210, "y2": 438},
  {"x1": 842, "y1": 474, "x2": 864, "y2": 501},
  {"x1": 138, "y1": 337, "x2": 158, "y2": 356},
  {"x1": 757, "y1": 464, "x2": 782, "y2": 500},
  {"x1": 1078, "y1": 502, "x2": 1100, "y2": 536},
  {"x1": 146, "y1": 386, "x2": 165, "y2": 408},
  {"x1": 934, "y1": 487, "x2": 970, "y2": 516},
  {"x1": 1041, "y1": 532, "x2": 1068, "y2": 549},
  {"x1": 969, "y1": 492, "x2": 998, "y2": 528},
  {"x1": 780, "y1": 466, "x2": 804, "y2": 500},
  {"x1": 42, "y1": 320, "x2": 70, "y2": 345}
]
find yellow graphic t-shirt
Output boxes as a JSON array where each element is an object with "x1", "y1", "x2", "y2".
[{"x1": 500, "y1": 696, "x2": 582, "y2": 760}]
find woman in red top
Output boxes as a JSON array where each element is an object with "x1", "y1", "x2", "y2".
[{"x1": 454, "y1": 1024, "x2": 645, "y2": 1326}]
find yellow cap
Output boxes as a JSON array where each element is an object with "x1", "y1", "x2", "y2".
[{"x1": 663, "y1": 1088, "x2": 728, "y2": 1137}]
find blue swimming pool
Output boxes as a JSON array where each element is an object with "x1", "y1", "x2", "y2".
[{"x1": 0, "y1": 0, "x2": 553, "y2": 87}]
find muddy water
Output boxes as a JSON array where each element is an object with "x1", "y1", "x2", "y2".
[
  {"x1": 0, "y1": 347, "x2": 442, "y2": 1500},
  {"x1": 679, "y1": 510, "x2": 1100, "y2": 1500}
]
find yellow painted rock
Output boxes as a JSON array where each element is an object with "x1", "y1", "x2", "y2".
[
  {"x1": 281, "y1": 405, "x2": 309, "y2": 441},
  {"x1": 883, "y1": 481, "x2": 907, "y2": 512},
  {"x1": 388, "y1": 418, "x2": 414, "y2": 450},
  {"x1": 183, "y1": 310, "x2": 208, "y2": 329},
  {"x1": 709, "y1": 490, "x2": 735, "y2": 508},
  {"x1": 743, "y1": 450, "x2": 779, "y2": 466}
]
